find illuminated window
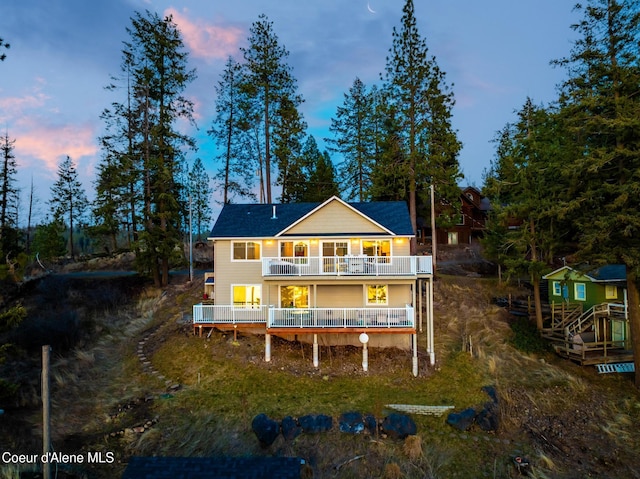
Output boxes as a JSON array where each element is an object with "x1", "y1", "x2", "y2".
[
  {"x1": 605, "y1": 285, "x2": 618, "y2": 300},
  {"x1": 232, "y1": 285, "x2": 261, "y2": 308},
  {"x1": 447, "y1": 232, "x2": 458, "y2": 245},
  {"x1": 280, "y1": 241, "x2": 309, "y2": 260},
  {"x1": 233, "y1": 241, "x2": 261, "y2": 260},
  {"x1": 322, "y1": 241, "x2": 349, "y2": 257},
  {"x1": 367, "y1": 284, "x2": 388, "y2": 305},
  {"x1": 280, "y1": 285, "x2": 309, "y2": 308},
  {"x1": 362, "y1": 240, "x2": 391, "y2": 260},
  {"x1": 322, "y1": 241, "x2": 349, "y2": 272}
]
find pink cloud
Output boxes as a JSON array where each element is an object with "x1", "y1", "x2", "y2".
[
  {"x1": 166, "y1": 7, "x2": 244, "y2": 61},
  {"x1": 16, "y1": 123, "x2": 97, "y2": 173},
  {"x1": 0, "y1": 92, "x2": 50, "y2": 124}
]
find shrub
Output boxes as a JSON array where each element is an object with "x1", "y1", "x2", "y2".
[{"x1": 509, "y1": 317, "x2": 550, "y2": 354}]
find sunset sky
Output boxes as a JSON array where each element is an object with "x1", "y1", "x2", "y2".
[{"x1": 1, "y1": 0, "x2": 578, "y2": 223}]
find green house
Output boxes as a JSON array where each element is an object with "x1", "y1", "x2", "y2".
[{"x1": 543, "y1": 265, "x2": 626, "y2": 310}]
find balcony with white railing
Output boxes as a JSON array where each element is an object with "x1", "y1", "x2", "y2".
[
  {"x1": 268, "y1": 306, "x2": 415, "y2": 330},
  {"x1": 192, "y1": 304, "x2": 415, "y2": 331},
  {"x1": 193, "y1": 304, "x2": 268, "y2": 325},
  {"x1": 262, "y1": 255, "x2": 433, "y2": 277}
]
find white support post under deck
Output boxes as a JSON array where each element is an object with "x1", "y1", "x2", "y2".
[
  {"x1": 412, "y1": 333, "x2": 418, "y2": 377},
  {"x1": 428, "y1": 277, "x2": 435, "y2": 366},
  {"x1": 313, "y1": 334, "x2": 319, "y2": 368},
  {"x1": 265, "y1": 334, "x2": 271, "y2": 362}
]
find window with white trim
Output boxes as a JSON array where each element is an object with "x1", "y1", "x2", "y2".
[
  {"x1": 574, "y1": 283, "x2": 586, "y2": 301},
  {"x1": 322, "y1": 241, "x2": 349, "y2": 272},
  {"x1": 552, "y1": 281, "x2": 562, "y2": 296},
  {"x1": 322, "y1": 241, "x2": 349, "y2": 257},
  {"x1": 280, "y1": 285, "x2": 309, "y2": 308},
  {"x1": 232, "y1": 285, "x2": 262, "y2": 308},
  {"x1": 280, "y1": 241, "x2": 309, "y2": 263},
  {"x1": 367, "y1": 284, "x2": 388, "y2": 305},
  {"x1": 232, "y1": 241, "x2": 261, "y2": 260},
  {"x1": 362, "y1": 240, "x2": 391, "y2": 262}
]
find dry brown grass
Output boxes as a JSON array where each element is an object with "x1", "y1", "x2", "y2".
[
  {"x1": 383, "y1": 462, "x2": 403, "y2": 479},
  {"x1": 402, "y1": 435, "x2": 422, "y2": 462},
  {"x1": 11, "y1": 272, "x2": 640, "y2": 479}
]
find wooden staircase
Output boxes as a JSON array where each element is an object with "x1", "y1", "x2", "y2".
[
  {"x1": 542, "y1": 302, "x2": 632, "y2": 365},
  {"x1": 541, "y1": 302, "x2": 583, "y2": 342}
]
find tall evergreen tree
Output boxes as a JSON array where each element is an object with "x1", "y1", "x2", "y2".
[
  {"x1": 484, "y1": 99, "x2": 574, "y2": 329},
  {"x1": 91, "y1": 151, "x2": 125, "y2": 253},
  {"x1": 241, "y1": 14, "x2": 302, "y2": 203},
  {"x1": 49, "y1": 156, "x2": 88, "y2": 258},
  {"x1": 369, "y1": 101, "x2": 409, "y2": 202},
  {"x1": 209, "y1": 56, "x2": 256, "y2": 203},
  {"x1": 123, "y1": 10, "x2": 196, "y2": 286},
  {"x1": 97, "y1": 57, "x2": 143, "y2": 250},
  {"x1": 0, "y1": 132, "x2": 19, "y2": 257},
  {"x1": 555, "y1": 0, "x2": 640, "y2": 385},
  {"x1": 304, "y1": 138, "x2": 339, "y2": 202},
  {"x1": 383, "y1": 0, "x2": 462, "y2": 252},
  {"x1": 188, "y1": 158, "x2": 213, "y2": 241},
  {"x1": 327, "y1": 77, "x2": 377, "y2": 201},
  {"x1": 274, "y1": 96, "x2": 307, "y2": 203}
]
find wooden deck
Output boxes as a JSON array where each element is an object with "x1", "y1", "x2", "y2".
[
  {"x1": 506, "y1": 298, "x2": 634, "y2": 367},
  {"x1": 553, "y1": 343, "x2": 634, "y2": 366}
]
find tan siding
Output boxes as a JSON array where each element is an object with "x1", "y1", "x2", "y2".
[
  {"x1": 286, "y1": 200, "x2": 387, "y2": 235},
  {"x1": 314, "y1": 283, "x2": 412, "y2": 308},
  {"x1": 316, "y1": 285, "x2": 363, "y2": 307},
  {"x1": 392, "y1": 239, "x2": 411, "y2": 256},
  {"x1": 214, "y1": 240, "x2": 264, "y2": 306}
]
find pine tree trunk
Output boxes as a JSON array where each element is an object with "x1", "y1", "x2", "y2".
[
  {"x1": 533, "y1": 276, "x2": 543, "y2": 330},
  {"x1": 626, "y1": 270, "x2": 640, "y2": 388}
]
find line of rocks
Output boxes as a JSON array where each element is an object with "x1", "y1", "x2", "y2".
[
  {"x1": 137, "y1": 328, "x2": 182, "y2": 393},
  {"x1": 252, "y1": 412, "x2": 417, "y2": 447}
]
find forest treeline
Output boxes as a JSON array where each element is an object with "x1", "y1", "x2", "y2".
[
  {"x1": 0, "y1": 0, "x2": 461, "y2": 287},
  {"x1": 0, "y1": 1, "x2": 639, "y2": 381},
  {"x1": 481, "y1": 1, "x2": 640, "y2": 385}
]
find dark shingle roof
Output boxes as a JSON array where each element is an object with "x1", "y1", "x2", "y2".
[
  {"x1": 209, "y1": 198, "x2": 413, "y2": 238},
  {"x1": 588, "y1": 264, "x2": 626, "y2": 282},
  {"x1": 121, "y1": 456, "x2": 304, "y2": 479}
]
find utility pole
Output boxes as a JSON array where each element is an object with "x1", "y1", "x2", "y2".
[
  {"x1": 430, "y1": 184, "x2": 437, "y2": 271},
  {"x1": 42, "y1": 345, "x2": 51, "y2": 479}
]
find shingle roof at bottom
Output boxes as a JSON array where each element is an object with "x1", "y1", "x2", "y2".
[{"x1": 121, "y1": 456, "x2": 304, "y2": 479}]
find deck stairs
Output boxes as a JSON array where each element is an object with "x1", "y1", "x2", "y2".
[
  {"x1": 565, "y1": 303, "x2": 626, "y2": 338},
  {"x1": 541, "y1": 303, "x2": 583, "y2": 341},
  {"x1": 541, "y1": 302, "x2": 626, "y2": 342}
]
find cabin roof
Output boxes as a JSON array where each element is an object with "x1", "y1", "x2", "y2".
[{"x1": 543, "y1": 264, "x2": 626, "y2": 282}]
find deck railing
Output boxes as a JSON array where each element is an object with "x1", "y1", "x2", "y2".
[
  {"x1": 262, "y1": 255, "x2": 433, "y2": 277},
  {"x1": 565, "y1": 302, "x2": 627, "y2": 338},
  {"x1": 193, "y1": 304, "x2": 268, "y2": 324},
  {"x1": 268, "y1": 306, "x2": 414, "y2": 329},
  {"x1": 193, "y1": 304, "x2": 415, "y2": 329}
]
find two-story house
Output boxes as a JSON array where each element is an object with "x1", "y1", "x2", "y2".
[
  {"x1": 417, "y1": 186, "x2": 490, "y2": 246},
  {"x1": 193, "y1": 196, "x2": 434, "y2": 376}
]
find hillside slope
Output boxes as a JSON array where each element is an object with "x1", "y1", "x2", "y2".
[{"x1": 1, "y1": 271, "x2": 639, "y2": 479}]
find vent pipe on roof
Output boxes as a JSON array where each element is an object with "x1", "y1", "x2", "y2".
[{"x1": 271, "y1": 205, "x2": 277, "y2": 219}]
